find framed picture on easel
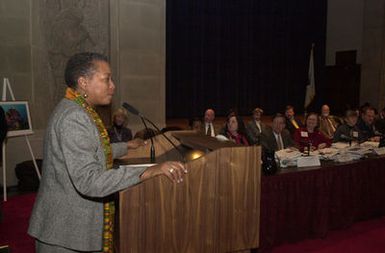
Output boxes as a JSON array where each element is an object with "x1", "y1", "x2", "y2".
[{"x1": 0, "y1": 101, "x2": 33, "y2": 137}]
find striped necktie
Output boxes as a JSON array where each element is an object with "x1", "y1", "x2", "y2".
[
  {"x1": 291, "y1": 119, "x2": 299, "y2": 129},
  {"x1": 207, "y1": 124, "x2": 212, "y2": 136}
]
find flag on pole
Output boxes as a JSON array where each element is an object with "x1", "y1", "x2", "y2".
[{"x1": 304, "y1": 43, "x2": 315, "y2": 109}]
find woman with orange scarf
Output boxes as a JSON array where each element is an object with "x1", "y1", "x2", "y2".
[{"x1": 28, "y1": 52, "x2": 186, "y2": 253}]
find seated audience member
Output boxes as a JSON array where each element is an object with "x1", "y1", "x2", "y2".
[
  {"x1": 247, "y1": 107, "x2": 268, "y2": 145},
  {"x1": 189, "y1": 117, "x2": 202, "y2": 131},
  {"x1": 333, "y1": 110, "x2": 362, "y2": 143},
  {"x1": 319, "y1": 104, "x2": 340, "y2": 139},
  {"x1": 202, "y1": 108, "x2": 217, "y2": 137},
  {"x1": 357, "y1": 106, "x2": 381, "y2": 142},
  {"x1": 260, "y1": 113, "x2": 296, "y2": 152},
  {"x1": 223, "y1": 113, "x2": 249, "y2": 145},
  {"x1": 285, "y1": 105, "x2": 303, "y2": 135},
  {"x1": 294, "y1": 112, "x2": 331, "y2": 152},
  {"x1": 108, "y1": 108, "x2": 133, "y2": 143},
  {"x1": 375, "y1": 107, "x2": 385, "y2": 135}
]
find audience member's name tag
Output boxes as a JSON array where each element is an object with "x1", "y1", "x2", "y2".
[
  {"x1": 352, "y1": 131, "x2": 359, "y2": 138},
  {"x1": 297, "y1": 156, "x2": 321, "y2": 167},
  {"x1": 300, "y1": 131, "x2": 309, "y2": 137}
]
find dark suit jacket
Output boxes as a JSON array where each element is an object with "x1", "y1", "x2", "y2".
[
  {"x1": 375, "y1": 118, "x2": 385, "y2": 135},
  {"x1": 260, "y1": 128, "x2": 296, "y2": 152},
  {"x1": 285, "y1": 117, "x2": 303, "y2": 135},
  {"x1": 333, "y1": 123, "x2": 363, "y2": 143},
  {"x1": 357, "y1": 118, "x2": 376, "y2": 141},
  {"x1": 246, "y1": 120, "x2": 268, "y2": 145}
]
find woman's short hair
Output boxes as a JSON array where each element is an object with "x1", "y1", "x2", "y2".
[
  {"x1": 345, "y1": 110, "x2": 358, "y2": 118},
  {"x1": 112, "y1": 108, "x2": 129, "y2": 126},
  {"x1": 64, "y1": 52, "x2": 108, "y2": 89}
]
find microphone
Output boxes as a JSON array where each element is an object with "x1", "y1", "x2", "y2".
[
  {"x1": 122, "y1": 103, "x2": 186, "y2": 163},
  {"x1": 122, "y1": 102, "x2": 141, "y2": 117},
  {"x1": 340, "y1": 134, "x2": 353, "y2": 141},
  {"x1": 122, "y1": 103, "x2": 155, "y2": 163}
]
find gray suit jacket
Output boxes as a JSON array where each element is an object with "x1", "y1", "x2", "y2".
[
  {"x1": 260, "y1": 128, "x2": 296, "y2": 152},
  {"x1": 246, "y1": 120, "x2": 268, "y2": 145},
  {"x1": 28, "y1": 99, "x2": 147, "y2": 251}
]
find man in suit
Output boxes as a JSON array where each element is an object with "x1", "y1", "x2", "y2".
[
  {"x1": 261, "y1": 113, "x2": 296, "y2": 152},
  {"x1": 202, "y1": 108, "x2": 217, "y2": 137},
  {"x1": 246, "y1": 107, "x2": 268, "y2": 145},
  {"x1": 357, "y1": 106, "x2": 381, "y2": 142},
  {"x1": 285, "y1": 105, "x2": 303, "y2": 135},
  {"x1": 319, "y1": 104, "x2": 340, "y2": 139}
]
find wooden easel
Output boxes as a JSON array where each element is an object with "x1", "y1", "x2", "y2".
[{"x1": 2, "y1": 78, "x2": 41, "y2": 201}]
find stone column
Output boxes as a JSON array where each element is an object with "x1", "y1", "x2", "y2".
[
  {"x1": 360, "y1": 0, "x2": 385, "y2": 110},
  {"x1": 110, "y1": 0, "x2": 166, "y2": 134}
]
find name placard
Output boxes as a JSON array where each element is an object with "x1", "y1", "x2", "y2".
[{"x1": 297, "y1": 155, "x2": 321, "y2": 167}]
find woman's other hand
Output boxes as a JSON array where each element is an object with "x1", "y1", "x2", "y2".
[{"x1": 140, "y1": 161, "x2": 187, "y2": 183}]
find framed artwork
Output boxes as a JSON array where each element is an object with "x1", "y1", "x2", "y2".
[{"x1": 0, "y1": 101, "x2": 33, "y2": 137}]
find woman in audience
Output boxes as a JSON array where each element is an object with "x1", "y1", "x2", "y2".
[
  {"x1": 333, "y1": 110, "x2": 362, "y2": 143},
  {"x1": 108, "y1": 108, "x2": 133, "y2": 143},
  {"x1": 294, "y1": 112, "x2": 331, "y2": 152},
  {"x1": 223, "y1": 113, "x2": 249, "y2": 145}
]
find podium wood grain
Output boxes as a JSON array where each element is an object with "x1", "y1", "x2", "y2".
[{"x1": 118, "y1": 133, "x2": 261, "y2": 253}]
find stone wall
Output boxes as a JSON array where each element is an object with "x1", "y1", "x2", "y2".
[
  {"x1": 0, "y1": 0, "x2": 166, "y2": 187},
  {"x1": 326, "y1": 0, "x2": 364, "y2": 65},
  {"x1": 110, "y1": 0, "x2": 166, "y2": 133},
  {"x1": 360, "y1": 0, "x2": 385, "y2": 110}
]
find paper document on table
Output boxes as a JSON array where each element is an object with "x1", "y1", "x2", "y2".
[
  {"x1": 297, "y1": 155, "x2": 321, "y2": 167},
  {"x1": 332, "y1": 142, "x2": 351, "y2": 150},
  {"x1": 332, "y1": 153, "x2": 362, "y2": 162},
  {"x1": 275, "y1": 149, "x2": 302, "y2": 167},
  {"x1": 360, "y1": 141, "x2": 379, "y2": 148},
  {"x1": 318, "y1": 147, "x2": 339, "y2": 159},
  {"x1": 373, "y1": 147, "x2": 385, "y2": 156},
  {"x1": 346, "y1": 146, "x2": 372, "y2": 156}
]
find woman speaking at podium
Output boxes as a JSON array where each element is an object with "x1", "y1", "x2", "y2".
[{"x1": 28, "y1": 52, "x2": 186, "y2": 253}]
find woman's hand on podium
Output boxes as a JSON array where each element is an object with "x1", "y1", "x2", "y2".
[{"x1": 140, "y1": 161, "x2": 187, "y2": 183}]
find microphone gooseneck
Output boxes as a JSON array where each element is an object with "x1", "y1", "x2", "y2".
[
  {"x1": 122, "y1": 102, "x2": 186, "y2": 163},
  {"x1": 122, "y1": 102, "x2": 155, "y2": 162},
  {"x1": 122, "y1": 102, "x2": 141, "y2": 116}
]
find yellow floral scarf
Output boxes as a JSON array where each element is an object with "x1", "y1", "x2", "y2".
[{"x1": 65, "y1": 88, "x2": 115, "y2": 253}]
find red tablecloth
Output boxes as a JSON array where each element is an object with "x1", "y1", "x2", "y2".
[{"x1": 260, "y1": 156, "x2": 385, "y2": 251}]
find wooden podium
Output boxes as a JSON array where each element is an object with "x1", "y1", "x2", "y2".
[{"x1": 117, "y1": 131, "x2": 261, "y2": 253}]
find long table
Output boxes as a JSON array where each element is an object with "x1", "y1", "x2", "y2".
[{"x1": 260, "y1": 156, "x2": 385, "y2": 251}]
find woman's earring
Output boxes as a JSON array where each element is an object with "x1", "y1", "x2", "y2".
[{"x1": 83, "y1": 93, "x2": 88, "y2": 98}]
